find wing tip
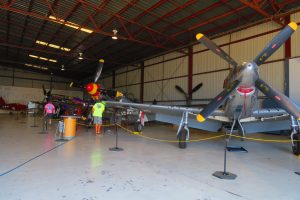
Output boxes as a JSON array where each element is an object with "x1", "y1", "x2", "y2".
[
  {"x1": 288, "y1": 22, "x2": 297, "y2": 31},
  {"x1": 99, "y1": 59, "x2": 105, "y2": 63},
  {"x1": 196, "y1": 114, "x2": 206, "y2": 122},
  {"x1": 196, "y1": 33, "x2": 204, "y2": 40}
]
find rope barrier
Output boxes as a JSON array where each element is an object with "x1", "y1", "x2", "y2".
[
  {"x1": 116, "y1": 124, "x2": 224, "y2": 142},
  {"x1": 115, "y1": 124, "x2": 300, "y2": 143},
  {"x1": 229, "y1": 134, "x2": 296, "y2": 143},
  {"x1": 54, "y1": 118, "x2": 300, "y2": 143}
]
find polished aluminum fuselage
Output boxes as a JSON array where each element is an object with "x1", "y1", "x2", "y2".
[{"x1": 224, "y1": 62, "x2": 259, "y2": 119}]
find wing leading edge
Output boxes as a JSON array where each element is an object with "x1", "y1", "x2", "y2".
[{"x1": 104, "y1": 100, "x2": 225, "y2": 132}]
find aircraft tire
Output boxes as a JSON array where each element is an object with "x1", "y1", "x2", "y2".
[
  {"x1": 134, "y1": 122, "x2": 142, "y2": 132},
  {"x1": 178, "y1": 129, "x2": 187, "y2": 149},
  {"x1": 292, "y1": 133, "x2": 300, "y2": 156}
]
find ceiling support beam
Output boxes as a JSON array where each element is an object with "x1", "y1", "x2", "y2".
[
  {"x1": 16, "y1": 0, "x2": 35, "y2": 60},
  {"x1": 63, "y1": 0, "x2": 137, "y2": 69},
  {"x1": 159, "y1": 1, "x2": 226, "y2": 35},
  {"x1": 38, "y1": 1, "x2": 81, "y2": 66},
  {"x1": 57, "y1": 0, "x2": 111, "y2": 67},
  {"x1": 98, "y1": 0, "x2": 140, "y2": 31},
  {"x1": 170, "y1": 5, "x2": 247, "y2": 38},
  {"x1": 0, "y1": 2, "x2": 171, "y2": 50},
  {"x1": 239, "y1": 0, "x2": 284, "y2": 26},
  {"x1": 122, "y1": 0, "x2": 184, "y2": 46},
  {"x1": 130, "y1": 0, "x2": 196, "y2": 43},
  {"x1": 77, "y1": 0, "x2": 181, "y2": 47}
]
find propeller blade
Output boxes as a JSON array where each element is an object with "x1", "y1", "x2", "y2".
[
  {"x1": 190, "y1": 83, "x2": 203, "y2": 94},
  {"x1": 254, "y1": 22, "x2": 297, "y2": 66},
  {"x1": 196, "y1": 33, "x2": 238, "y2": 67},
  {"x1": 175, "y1": 85, "x2": 187, "y2": 95},
  {"x1": 255, "y1": 78, "x2": 300, "y2": 120},
  {"x1": 94, "y1": 59, "x2": 104, "y2": 83},
  {"x1": 197, "y1": 80, "x2": 240, "y2": 122}
]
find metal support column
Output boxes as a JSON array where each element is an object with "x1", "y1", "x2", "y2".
[{"x1": 140, "y1": 62, "x2": 144, "y2": 103}]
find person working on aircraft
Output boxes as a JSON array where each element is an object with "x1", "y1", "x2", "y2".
[
  {"x1": 92, "y1": 99, "x2": 106, "y2": 135},
  {"x1": 44, "y1": 100, "x2": 55, "y2": 125}
]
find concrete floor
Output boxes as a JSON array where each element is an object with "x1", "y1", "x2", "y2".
[{"x1": 0, "y1": 114, "x2": 300, "y2": 200}]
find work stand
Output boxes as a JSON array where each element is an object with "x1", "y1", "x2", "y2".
[
  {"x1": 109, "y1": 109, "x2": 123, "y2": 151},
  {"x1": 213, "y1": 120, "x2": 247, "y2": 180},
  {"x1": 55, "y1": 121, "x2": 68, "y2": 142}
]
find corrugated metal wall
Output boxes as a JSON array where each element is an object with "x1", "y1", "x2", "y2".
[
  {"x1": 106, "y1": 12, "x2": 300, "y2": 105},
  {"x1": 291, "y1": 12, "x2": 300, "y2": 57},
  {"x1": 143, "y1": 51, "x2": 188, "y2": 104},
  {"x1": 144, "y1": 63, "x2": 163, "y2": 82},
  {"x1": 144, "y1": 81, "x2": 163, "y2": 102},
  {"x1": 102, "y1": 76, "x2": 112, "y2": 88},
  {"x1": 113, "y1": 66, "x2": 141, "y2": 101},
  {"x1": 0, "y1": 65, "x2": 80, "y2": 91},
  {"x1": 0, "y1": 65, "x2": 83, "y2": 104}
]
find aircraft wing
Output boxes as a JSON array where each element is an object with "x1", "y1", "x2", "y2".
[
  {"x1": 252, "y1": 108, "x2": 288, "y2": 118},
  {"x1": 104, "y1": 101, "x2": 297, "y2": 133},
  {"x1": 104, "y1": 101, "x2": 225, "y2": 116},
  {"x1": 104, "y1": 101, "x2": 225, "y2": 132},
  {"x1": 228, "y1": 108, "x2": 293, "y2": 134}
]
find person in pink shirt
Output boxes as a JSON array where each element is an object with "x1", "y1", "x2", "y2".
[{"x1": 44, "y1": 100, "x2": 55, "y2": 125}]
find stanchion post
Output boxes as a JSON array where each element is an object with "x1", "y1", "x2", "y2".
[
  {"x1": 15, "y1": 111, "x2": 19, "y2": 120},
  {"x1": 109, "y1": 109, "x2": 123, "y2": 151},
  {"x1": 38, "y1": 116, "x2": 48, "y2": 134},
  {"x1": 31, "y1": 108, "x2": 39, "y2": 128},
  {"x1": 212, "y1": 134, "x2": 237, "y2": 180},
  {"x1": 20, "y1": 110, "x2": 26, "y2": 124}
]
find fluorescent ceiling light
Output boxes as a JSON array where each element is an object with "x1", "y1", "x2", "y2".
[
  {"x1": 36, "y1": 40, "x2": 71, "y2": 52},
  {"x1": 39, "y1": 57, "x2": 48, "y2": 61},
  {"x1": 49, "y1": 15, "x2": 93, "y2": 34},
  {"x1": 25, "y1": 63, "x2": 48, "y2": 70},
  {"x1": 49, "y1": 59, "x2": 57, "y2": 63},
  {"x1": 29, "y1": 54, "x2": 38, "y2": 58},
  {"x1": 29, "y1": 54, "x2": 57, "y2": 63}
]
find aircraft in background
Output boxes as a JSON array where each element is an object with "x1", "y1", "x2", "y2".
[
  {"x1": 104, "y1": 22, "x2": 300, "y2": 156},
  {"x1": 0, "y1": 97, "x2": 27, "y2": 112},
  {"x1": 85, "y1": 59, "x2": 124, "y2": 101},
  {"x1": 175, "y1": 83, "x2": 203, "y2": 106}
]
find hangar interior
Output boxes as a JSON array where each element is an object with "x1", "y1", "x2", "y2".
[{"x1": 1, "y1": 1, "x2": 300, "y2": 200}]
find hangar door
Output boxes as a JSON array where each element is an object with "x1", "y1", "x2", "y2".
[{"x1": 289, "y1": 58, "x2": 300, "y2": 105}]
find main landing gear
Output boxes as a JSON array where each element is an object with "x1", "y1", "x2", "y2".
[
  {"x1": 177, "y1": 112, "x2": 190, "y2": 149},
  {"x1": 134, "y1": 121, "x2": 143, "y2": 132},
  {"x1": 291, "y1": 116, "x2": 300, "y2": 156}
]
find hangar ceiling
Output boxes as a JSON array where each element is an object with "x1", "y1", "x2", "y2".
[{"x1": 0, "y1": 0, "x2": 300, "y2": 80}]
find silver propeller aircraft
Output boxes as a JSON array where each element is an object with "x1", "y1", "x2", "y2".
[{"x1": 104, "y1": 22, "x2": 300, "y2": 156}]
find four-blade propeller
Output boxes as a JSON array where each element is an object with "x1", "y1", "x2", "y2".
[{"x1": 196, "y1": 22, "x2": 299, "y2": 122}]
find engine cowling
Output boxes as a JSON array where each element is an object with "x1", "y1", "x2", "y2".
[{"x1": 86, "y1": 83, "x2": 100, "y2": 100}]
